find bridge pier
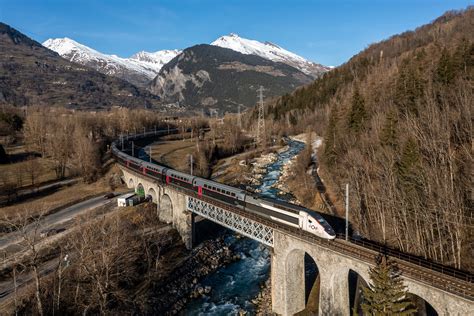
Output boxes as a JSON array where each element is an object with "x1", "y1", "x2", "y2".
[
  {"x1": 318, "y1": 265, "x2": 350, "y2": 316},
  {"x1": 271, "y1": 230, "x2": 350, "y2": 316},
  {"x1": 120, "y1": 168, "x2": 194, "y2": 250},
  {"x1": 119, "y1": 166, "x2": 474, "y2": 315}
]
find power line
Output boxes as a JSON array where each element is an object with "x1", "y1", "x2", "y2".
[{"x1": 256, "y1": 86, "x2": 265, "y2": 147}]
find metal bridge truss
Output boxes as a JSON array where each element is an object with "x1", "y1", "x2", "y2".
[{"x1": 187, "y1": 196, "x2": 274, "y2": 247}]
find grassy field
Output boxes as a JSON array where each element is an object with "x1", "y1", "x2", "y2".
[
  {"x1": 150, "y1": 135, "x2": 227, "y2": 173},
  {"x1": 0, "y1": 144, "x2": 63, "y2": 189},
  {"x1": 0, "y1": 156, "x2": 59, "y2": 189},
  {"x1": 0, "y1": 164, "x2": 126, "y2": 228},
  {"x1": 150, "y1": 138, "x2": 197, "y2": 172}
]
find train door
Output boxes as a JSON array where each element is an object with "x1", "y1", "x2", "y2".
[
  {"x1": 142, "y1": 166, "x2": 147, "y2": 175},
  {"x1": 198, "y1": 186, "x2": 203, "y2": 196},
  {"x1": 166, "y1": 175, "x2": 170, "y2": 184}
]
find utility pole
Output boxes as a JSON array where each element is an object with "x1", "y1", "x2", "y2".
[
  {"x1": 345, "y1": 183, "x2": 349, "y2": 241},
  {"x1": 237, "y1": 105, "x2": 242, "y2": 129},
  {"x1": 132, "y1": 141, "x2": 135, "y2": 157},
  {"x1": 189, "y1": 154, "x2": 193, "y2": 176},
  {"x1": 256, "y1": 86, "x2": 266, "y2": 147},
  {"x1": 149, "y1": 146, "x2": 152, "y2": 162}
]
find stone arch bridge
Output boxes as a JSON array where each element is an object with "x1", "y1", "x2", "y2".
[{"x1": 120, "y1": 166, "x2": 473, "y2": 316}]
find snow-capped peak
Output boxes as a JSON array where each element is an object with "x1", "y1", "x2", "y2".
[
  {"x1": 43, "y1": 38, "x2": 181, "y2": 87},
  {"x1": 43, "y1": 37, "x2": 95, "y2": 56},
  {"x1": 130, "y1": 49, "x2": 181, "y2": 66},
  {"x1": 211, "y1": 33, "x2": 329, "y2": 78}
]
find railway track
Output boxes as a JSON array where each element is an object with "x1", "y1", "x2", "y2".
[
  {"x1": 117, "y1": 132, "x2": 474, "y2": 302},
  {"x1": 193, "y1": 193, "x2": 474, "y2": 301}
]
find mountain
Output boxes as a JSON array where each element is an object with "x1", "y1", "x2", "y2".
[
  {"x1": 211, "y1": 33, "x2": 329, "y2": 78},
  {"x1": 43, "y1": 38, "x2": 181, "y2": 87},
  {"x1": 260, "y1": 8, "x2": 474, "y2": 270},
  {"x1": 44, "y1": 34, "x2": 329, "y2": 89},
  {"x1": 0, "y1": 23, "x2": 161, "y2": 110},
  {"x1": 149, "y1": 44, "x2": 313, "y2": 114}
]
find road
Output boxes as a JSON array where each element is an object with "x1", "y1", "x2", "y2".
[
  {"x1": 0, "y1": 193, "x2": 124, "y2": 306},
  {"x1": 0, "y1": 178, "x2": 79, "y2": 205},
  {"x1": 0, "y1": 256, "x2": 59, "y2": 302},
  {"x1": 0, "y1": 194, "x2": 117, "y2": 254}
]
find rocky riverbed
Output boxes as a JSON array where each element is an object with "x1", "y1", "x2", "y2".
[
  {"x1": 253, "y1": 279, "x2": 274, "y2": 315},
  {"x1": 146, "y1": 236, "x2": 239, "y2": 315},
  {"x1": 180, "y1": 139, "x2": 306, "y2": 314}
]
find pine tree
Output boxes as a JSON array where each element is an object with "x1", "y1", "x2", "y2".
[
  {"x1": 395, "y1": 138, "x2": 421, "y2": 193},
  {"x1": 394, "y1": 59, "x2": 423, "y2": 116},
  {"x1": 435, "y1": 48, "x2": 455, "y2": 85},
  {"x1": 380, "y1": 110, "x2": 399, "y2": 148},
  {"x1": 323, "y1": 109, "x2": 339, "y2": 167},
  {"x1": 360, "y1": 254, "x2": 417, "y2": 315},
  {"x1": 348, "y1": 88, "x2": 367, "y2": 132}
]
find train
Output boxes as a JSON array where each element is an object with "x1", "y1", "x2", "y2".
[{"x1": 111, "y1": 137, "x2": 336, "y2": 240}]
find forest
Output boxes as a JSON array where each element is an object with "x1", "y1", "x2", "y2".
[{"x1": 252, "y1": 8, "x2": 473, "y2": 271}]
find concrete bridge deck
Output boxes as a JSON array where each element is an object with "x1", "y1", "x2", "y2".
[{"x1": 114, "y1": 131, "x2": 474, "y2": 315}]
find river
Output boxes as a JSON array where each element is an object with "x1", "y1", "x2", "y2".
[{"x1": 182, "y1": 139, "x2": 306, "y2": 315}]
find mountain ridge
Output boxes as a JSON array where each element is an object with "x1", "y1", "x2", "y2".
[
  {"x1": 0, "y1": 23, "x2": 161, "y2": 110},
  {"x1": 211, "y1": 33, "x2": 329, "y2": 78},
  {"x1": 150, "y1": 44, "x2": 313, "y2": 114},
  {"x1": 43, "y1": 38, "x2": 181, "y2": 87},
  {"x1": 44, "y1": 33, "x2": 329, "y2": 88}
]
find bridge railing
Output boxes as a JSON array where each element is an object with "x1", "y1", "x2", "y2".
[
  {"x1": 335, "y1": 233, "x2": 473, "y2": 283},
  {"x1": 112, "y1": 131, "x2": 474, "y2": 299}
]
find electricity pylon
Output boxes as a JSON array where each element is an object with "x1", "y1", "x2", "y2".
[{"x1": 256, "y1": 86, "x2": 266, "y2": 147}]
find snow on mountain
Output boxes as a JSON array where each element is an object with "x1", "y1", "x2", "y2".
[
  {"x1": 43, "y1": 34, "x2": 328, "y2": 87},
  {"x1": 130, "y1": 50, "x2": 181, "y2": 70},
  {"x1": 43, "y1": 38, "x2": 180, "y2": 87},
  {"x1": 211, "y1": 33, "x2": 329, "y2": 78}
]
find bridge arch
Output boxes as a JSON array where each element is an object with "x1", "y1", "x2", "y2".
[
  {"x1": 404, "y1": 284, "x2": 441, "y2": 315},
  {"x1": 147, "y1": 187, "x2": 157, "y2": 203},
  {"x1": 158, "y1": 193, "x2": 173, "y2": 223},
  {"x1": 127, "y1": 178, "x2": 134, "y2": 189},
  {"x1": 408, "y1": 293, "x2": 438, "y2": 316},
  {"x1": 136, "y1": 183, "x2": 145, "y2": 196},
  {"x1": 284, "y1": 249, "x2": 320, "y2": 314},
  {"x1": 348, "y1": 268, "x2": 369, "y2": 314},
  {"x1": 146, "y1": 188, "x2": 158, "y2": 204}
]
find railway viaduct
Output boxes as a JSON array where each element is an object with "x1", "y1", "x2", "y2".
[{"x1": 120, "y1": 166, "x2": 473, "y2": 316}]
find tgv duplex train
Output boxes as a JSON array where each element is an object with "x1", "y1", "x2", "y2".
[{"x1": 112, "y1": 139, "x2": 336, "y2": 240}]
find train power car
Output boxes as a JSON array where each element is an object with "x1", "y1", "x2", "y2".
[{"x1": 111, "y1": 136, "x2": 336, "y2": 240}]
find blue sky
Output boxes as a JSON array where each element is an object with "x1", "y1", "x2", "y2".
[{"x1": 0, "y1": 0, "x2": 471, "y2": 66}]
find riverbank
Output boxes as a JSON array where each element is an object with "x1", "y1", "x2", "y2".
[
  {"x1": 179, "y1": 139, "x2": 306, "y2": 314},
  {"x1": 145, "y1": 235, "x2": 239, "y2": 315}
]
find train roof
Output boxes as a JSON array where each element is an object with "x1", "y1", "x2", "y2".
[
  {"x1": 167, "y1": 169, "x2": 194, "y2": 179},
  {"x1": 194, "y1": 177, "x2": 245, "y2": 194},
  {"x1": 142, "y1": 161, "x2": 166, "y2": 171}
]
